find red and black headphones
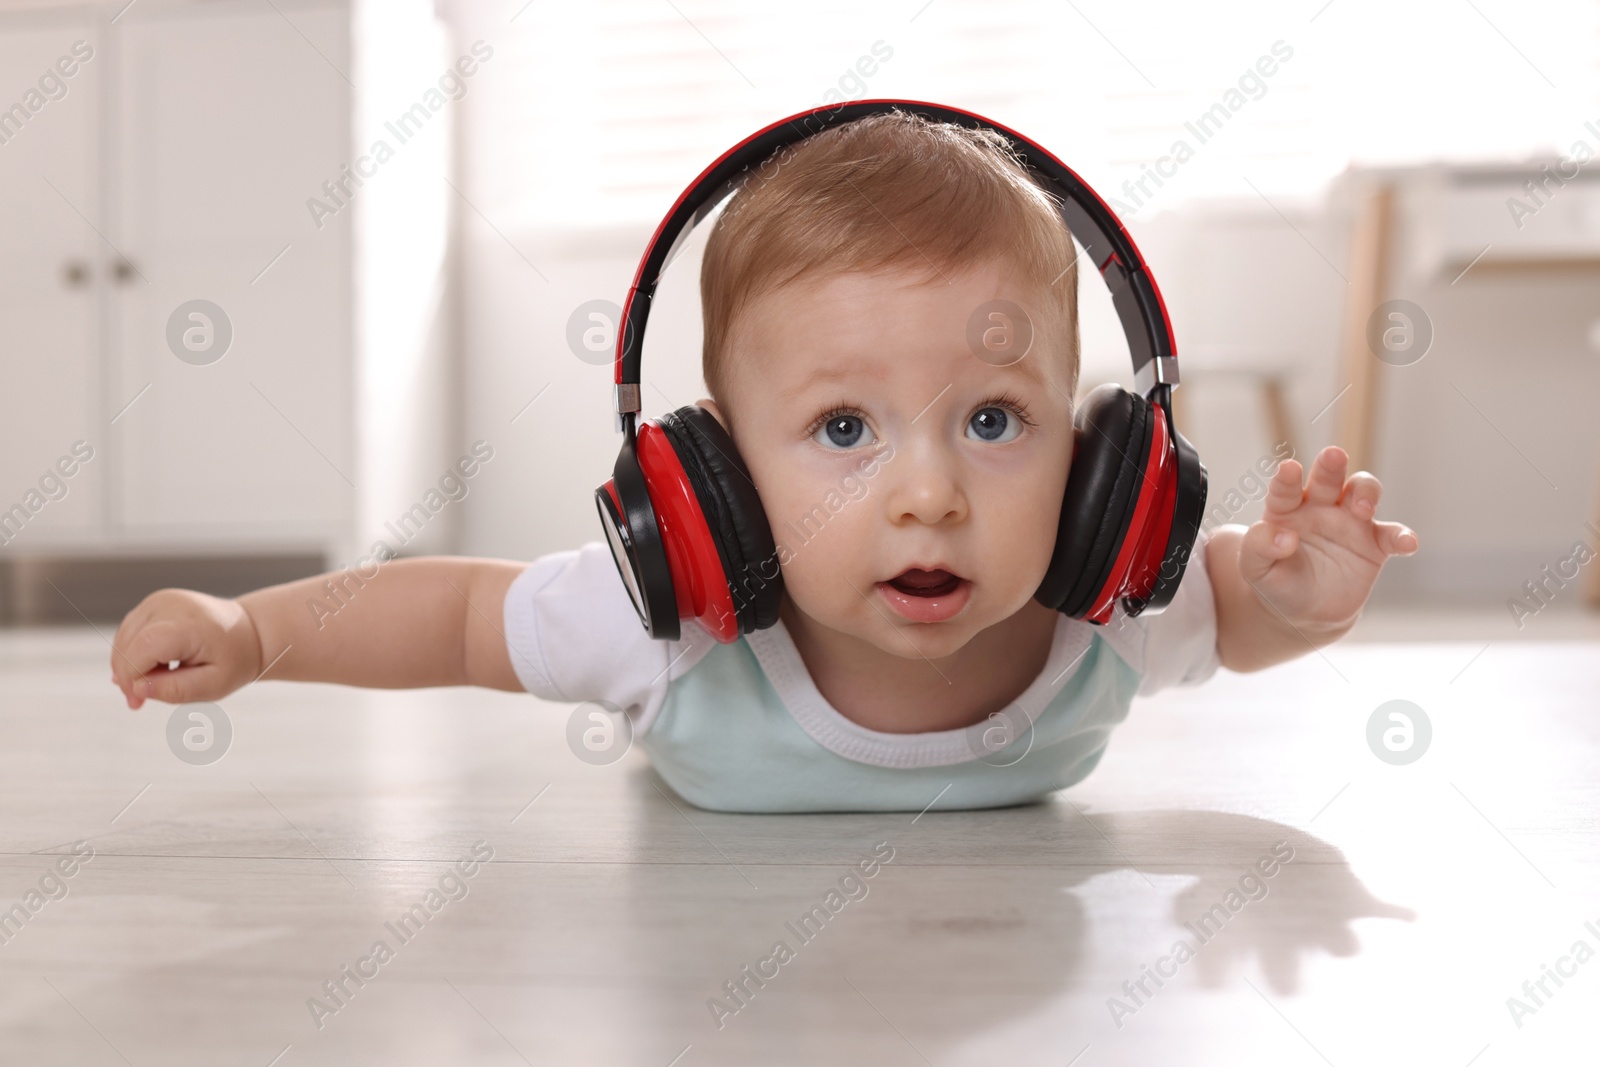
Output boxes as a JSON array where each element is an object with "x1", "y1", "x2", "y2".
[{"x1": 595, "y1": 99, "x2": 1208, "y2": 644}]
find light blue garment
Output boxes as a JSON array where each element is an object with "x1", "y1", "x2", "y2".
[{"x1": 641, "y1": 625, "x2": 1141, "y2": 814}]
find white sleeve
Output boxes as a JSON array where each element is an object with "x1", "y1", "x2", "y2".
[
  {"x1": 500, "y1": 541, "x2": 718, "y2": 734},
  {"x1": 1098, "y1": 525, "x2": 1222, "y2": 697}
]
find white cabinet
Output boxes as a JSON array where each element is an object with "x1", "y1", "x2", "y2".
[
  {"x1": 110, "y1": 2, "x2": 353, "y2": 541},
  {"x1": 0, "y1": 0, "x2": 452, "y2": 570},
  {"x1": 1410, "y1": 162, "x2": 1600, "y2": 279},
  {"x1": 0, "y1": 11, "x2": 105, "y2": 542}
]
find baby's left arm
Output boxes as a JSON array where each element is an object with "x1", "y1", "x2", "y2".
[{"x1": 1206, "y1": 445, "x2": 1418, "y2": 673}]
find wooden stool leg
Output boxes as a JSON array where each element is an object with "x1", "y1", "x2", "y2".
[
  {"x1": 1588, "y1": 479, "x2": 1600, "y2": 608},
  {"x1": 1262, "y1": 376, "x2": 1297, "y2": 461},
  {"x1": 1337, "y1": 183, "x2": 1394, "y2": 475}
]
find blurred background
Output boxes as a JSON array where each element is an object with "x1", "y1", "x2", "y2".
[
  {"x1": 3, "y1": 5, "x2": 1599, "y2": 1063},
  {"x1": 2, "y1": 0, "x2": 1599, "y2": 631}
]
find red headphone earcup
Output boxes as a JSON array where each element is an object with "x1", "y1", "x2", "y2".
[
  {"x1": 1125, "y1": 415, "x2": 1208, "y2": 616},
  {"x1": 656, "y1": 407, "x2": 784, "y2": 636},
  {"x1": 613, "y1": 417, "x2": 735, "y2": 642}
]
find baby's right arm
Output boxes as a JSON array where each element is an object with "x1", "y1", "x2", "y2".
[{"x1": 109, "y1": 556, "x2": 528, "y2": 709}]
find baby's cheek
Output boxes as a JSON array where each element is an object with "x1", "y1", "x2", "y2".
[
  {"x1": 777, "y1": 534, "x2": 848, "y2": 593},
  {"x1": 992, "y1": 496, "x2": 1065, "y2": 591},
  {"x1": 773, "y1": 529, "x2": 867, "y2": 620}
]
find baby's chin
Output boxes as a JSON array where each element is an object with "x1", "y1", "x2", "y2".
[{"x1": 862, "y1": 622, "x2": 984, "y2": 662}]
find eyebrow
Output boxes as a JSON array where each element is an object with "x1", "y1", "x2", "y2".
[
  {"x1": 779, "y1": 364, "x2": 859, "y2": 401},
  {"x1": 779, "y1": 352, "x2": 1049, "y2": 402}
]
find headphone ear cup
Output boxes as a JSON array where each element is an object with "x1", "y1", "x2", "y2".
[
  {"x1": 657, "y1": 406, "x2": 785, "y2": 634},
  {"x1": 1035, "y1": 383, "x2": 1153, "y2": 619},
  {"x1": 598, "y1": 427, "x2": 680, "y2": 640},
  {"x1": 1128, "y1": 414, "x2": 1208, "y2": 615}
]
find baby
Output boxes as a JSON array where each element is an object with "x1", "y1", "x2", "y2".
[{"x1": 109, "y1": 112, "x2": 1418, "y2": 813}]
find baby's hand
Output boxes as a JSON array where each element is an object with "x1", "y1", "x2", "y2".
[
  {"x1": 110, "y1": 590, "x2": 263, "y2": 710},
  {"x1": 1237, "y1": 446, "x2": 1418, "y2": 632}
]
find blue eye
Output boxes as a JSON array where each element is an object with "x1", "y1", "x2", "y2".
[
  {"x1": 813, "y1": 414, "x2": 875, "y2": 451},
  {"x1": 968, "y1": 406, "x2": 1022, "y2": 443}
]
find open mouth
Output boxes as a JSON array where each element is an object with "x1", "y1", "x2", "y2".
[{"x1": 887, "y1": 568, "x2": 965, "y2": 598}]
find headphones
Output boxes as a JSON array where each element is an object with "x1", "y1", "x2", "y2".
[{"x1": 595, "y1": 100, "x2": 1207, "y2": 644}]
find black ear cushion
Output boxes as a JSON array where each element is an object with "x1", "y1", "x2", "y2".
[
  {"x1": 656, "y1": 406, "x2": 785, "y2": 634},
  {"x1": 1035, "y1": 384, "x2": 1153, "y2": 618}
]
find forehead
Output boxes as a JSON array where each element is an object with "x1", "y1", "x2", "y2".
[{"x1": 729, "y1": 261, "x2": 1061, "y2": 400}]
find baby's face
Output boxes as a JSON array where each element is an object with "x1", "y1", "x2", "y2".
[{"x1": 701, "y1": 258, "x2": 1075, "y2": 661}]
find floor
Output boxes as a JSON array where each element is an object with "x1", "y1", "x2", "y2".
[{"x1": 1, "y1": 607, "x2": 1596, "y2": 1066}]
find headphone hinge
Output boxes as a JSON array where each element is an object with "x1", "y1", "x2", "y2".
[
  {"x1": 613, "y1": 384, "x2": 641, "y2": 434},
  {"x1": 1135, "y1": 356, "x2": 1180, "y2": 396}
]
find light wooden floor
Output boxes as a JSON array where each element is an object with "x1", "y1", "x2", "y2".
[{"x1": 1, "y1": 608, "x2": 1596, "y2": 1065}]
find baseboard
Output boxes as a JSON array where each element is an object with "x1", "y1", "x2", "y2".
[{"x1": 0, "y1": 554, "x2": 327, "y2": 626}]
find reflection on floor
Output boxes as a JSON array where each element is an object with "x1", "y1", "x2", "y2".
[{"x1": 0, "y1": 612, "x2": 1595, "y2": 1065}]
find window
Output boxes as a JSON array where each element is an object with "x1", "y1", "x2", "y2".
[{"x1": 461, "y1": 0, "x2": 1600, "y2": 226}]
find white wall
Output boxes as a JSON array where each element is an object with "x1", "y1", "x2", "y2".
[
  {"x1": 348, "y1": 0, "x2": 458, "y2": 564},
  {"x1": 456, "y1": 221, "x2": 713, "y2": 565}
]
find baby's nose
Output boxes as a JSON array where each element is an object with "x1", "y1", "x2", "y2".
[{"x1": 884, "y1": 460, "x2": 968, "y2": 526}]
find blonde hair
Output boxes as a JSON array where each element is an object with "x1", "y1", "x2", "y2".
[{"x1": 699, "y1": 108, "x2": 1081, "y2": 407}]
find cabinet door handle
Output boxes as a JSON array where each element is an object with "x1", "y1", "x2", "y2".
[
  {"x1": 111, "y1": 258, "x2": 138, "y2": 283},
  {"x1": 62, "y1": 259, "x2": 90, "y2": 287}
]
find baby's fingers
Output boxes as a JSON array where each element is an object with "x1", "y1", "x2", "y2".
[
  {"x1": 1239, "y1": 513, "x2": 1300, "y2": 583},
  {"x1": 133, "y1": 663, "x2": 224, "y2": 707},
  {"x1": 1303, "y1": 446, "x2": 1349, "y2": 507},
  {"x1": 1262, "y1": 458, "x2": 1305, "y2": 519},
  {"x1": 1375, "y1": 520, "x2": 1419, "y2": 557},
  {"x1": 1340, "y1": 471, "x2": 1383, "y2": 518},
  {"x1": 113, "y1": 621, "x2": 194, "y2": 703}
]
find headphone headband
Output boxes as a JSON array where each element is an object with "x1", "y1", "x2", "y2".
[{"x1": 612, "y1": 98, "x2": 1180, "y2": 431}]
